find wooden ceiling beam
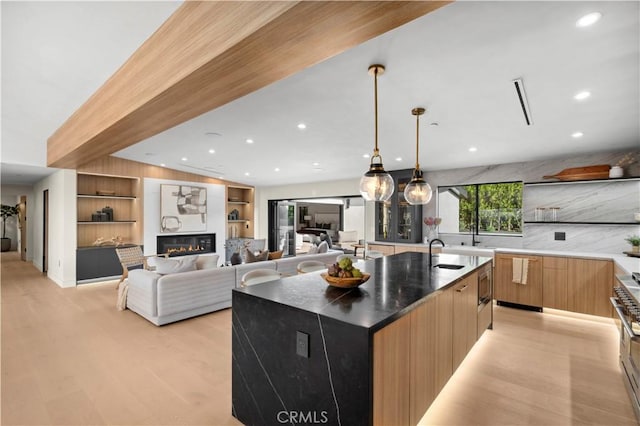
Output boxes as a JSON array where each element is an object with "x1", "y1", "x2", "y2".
[{"x1": 47, "y1": 1, "x2": 451, "y2": 169}]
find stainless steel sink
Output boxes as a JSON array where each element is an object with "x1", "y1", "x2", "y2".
[{"x1": 433, "y1": 263, "x2": 465, "y2": 270}]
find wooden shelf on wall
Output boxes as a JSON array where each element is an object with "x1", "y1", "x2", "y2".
[
  {"x1": 76, "y1": 173, "x2": 140, "y2": 248},
  {"x1": 227, "y1": 186, "x2": 254, "y2": 239}
]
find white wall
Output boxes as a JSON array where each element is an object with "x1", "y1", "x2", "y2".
[
  {"x1": 143, "y1": 178, "x2": 225, "y2": 263},
  {"x1": 31, "y1": 169, "x2": 77, "y2": 287}
]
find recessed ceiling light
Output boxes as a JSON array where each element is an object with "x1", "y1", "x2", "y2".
[
  {"x1": 208, "y1": 149, "x2": 215, "y2": 154},
  {"x1": 469, "y1": 147, "x2": 478, "y2": 152},
  {"x1": 576, "y1": 12, "x2": 602, "y2": 28},
  {"x1": 363, "y1": 153, "x2": 370, "y2": 158},
  {"x1": 297, "y1": 123, "x2": 307, "y2": 130},
  {"x1": 574, "y1": 91, "x2": 591, "y2": 100},
  {"x1": 313, "y1": 168, "x2": 323, "y2": 173},
  {"x1": 244, "y1": 172, "x2": 250, "y2": 176},
  {"x1": 181, "y1": 157, "x2": 188, "y2": 161},
  {"x1": 395, "y1": 157, "x2": 402, "y2": 162},
  {"x1": 160, "y1": 163, "x2": 166, "y2": 167},
  {"x1": 430, "y1": 122, "x2": 439, "y2": 126},
  {"x1": 274, "y1": 167, "x2": 280, "y2": 172},
  {"x1": 246, "y1": 139, "x2": 254, "y2": 144},
  {"x1": 205, "y1": 132, "x2": 222, "y2": 137},
  {"x1": 312, "y1": 162, "x2": 320, "y2": 166},
  {"x1": 572, "y1": 132, "x2": 584, "y2": 138}
]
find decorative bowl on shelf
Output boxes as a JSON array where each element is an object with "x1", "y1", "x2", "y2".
[{"x1": 321, "y1": 272, "x2": 370, "y2": 288}]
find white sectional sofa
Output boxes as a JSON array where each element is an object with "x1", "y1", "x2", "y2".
[{"x1": 126, "y1": 251, "x2": 341, "y2": 326}]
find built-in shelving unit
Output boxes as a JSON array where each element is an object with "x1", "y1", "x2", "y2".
[
  {"x1": 226, "y1": 185, "x2": 254, "y2": 238},
  {"x1": 76, "y1": 172, "x2": 140, "y2": 248}
]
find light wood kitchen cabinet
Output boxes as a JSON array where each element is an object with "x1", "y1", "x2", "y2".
[
  {"x1": 494, "y1": 253, "x2": 543, "y2": 309},
  {"x1": 452, "y1": 272, "x2": 478, "y2": 370},
  {"x1": 567, "y1": 258, "x2": 613, "y2": 317},
  {"x1": 374, "y1": 288, "x2": 455, "y2": 426},
  {"x1": 368, "y1": 243, "x2": 395, "y2": 256},
  {"x1": 373, "y1": 313, "x2": 411, "y2": 426},
  {"x1": 543, "y1": 256, "x2": 568, "y2": 310},
  {"x1": 409, "y1": 290, "x2": 453, "y2": 425}
]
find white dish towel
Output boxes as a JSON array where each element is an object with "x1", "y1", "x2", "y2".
[{"x1": 512, "y1": 258, "x2": 529, "y2": 285}]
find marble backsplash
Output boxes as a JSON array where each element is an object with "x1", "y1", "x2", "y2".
[
  {"x1": 523, "y1": 224, "x2": 640, "y2": 253},
  {"x1": 523, "y1": 180, "x2": 640, "y2": 223},
  {"x1": 421, "y1": 149, "x2": 640, "y2": 254}
]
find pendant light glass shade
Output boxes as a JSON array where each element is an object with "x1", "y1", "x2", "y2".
[
  {"x1": 404, "y1": 107, "x2": 433, "y2": 205},
  {"x1": 360, "y1": 64, "x2": 394, "y2": 202}
]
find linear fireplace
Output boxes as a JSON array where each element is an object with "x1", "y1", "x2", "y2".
[{"x1": 157, "y1": 233, "x2": 216, "y2": 257}]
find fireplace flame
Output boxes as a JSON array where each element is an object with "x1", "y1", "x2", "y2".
[{"x1": 166, "y1": 245, "x2": 205, "y2": 255}]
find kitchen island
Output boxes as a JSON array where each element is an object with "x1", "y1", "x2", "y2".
[{"x1": 232, "y1": 252, "x2": 492, "y2": 426}]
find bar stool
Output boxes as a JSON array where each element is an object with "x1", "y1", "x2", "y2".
[{"x1": 241, "y1": 269, "x2": 282, "y2": 287}]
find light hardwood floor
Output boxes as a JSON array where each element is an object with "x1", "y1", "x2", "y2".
[{"x1": 2, "y1": 252, "x2": 637, "y2": 425}]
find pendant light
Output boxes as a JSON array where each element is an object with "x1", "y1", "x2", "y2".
[
  {"x1": 404, "y1": 107, "x2": 433, "y2": 205},
  {"x1": 359, "y1": 64, "x2": 394, "y2": 202}
]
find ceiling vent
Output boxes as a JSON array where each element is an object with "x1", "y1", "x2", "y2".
[
  {"x1": 513, "y1": 78, "x2": 533, "y2": 126},
  {"x1": 183, "y1": 164, "x2": 225, "y2": 176}
]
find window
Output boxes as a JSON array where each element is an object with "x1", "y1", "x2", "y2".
[{"x1": 438, "y1": 182, "x2": 523, "y2": 235}]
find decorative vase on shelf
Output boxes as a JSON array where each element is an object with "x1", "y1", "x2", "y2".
[{"x1": 427, "y1": 228, "x2": 438, "y2": 242}]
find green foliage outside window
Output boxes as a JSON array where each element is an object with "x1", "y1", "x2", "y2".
[{"x1": 457, "y1": 182, "x2": 522, "y2": 234}]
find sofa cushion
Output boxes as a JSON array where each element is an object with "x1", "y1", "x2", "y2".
[
  {"x1": 338, "y1": 230, "x2": 358, "y2": 243},
  {"x1": 155, "y1": 256, "x2": 198, "y2": 274},
  {"x1": 245, "y1": 249, "x2": 269, "y2": 263},
  {"x1": 156, "y1": 267, "x2": 236, "y2": 317},
  {"x1": 196, "y1": 254, "x2": 220, "y2": 270}
]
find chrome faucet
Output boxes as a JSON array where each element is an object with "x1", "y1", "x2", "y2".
[{"x1": 429, "y1": 238, "x2": 445, "y2": 268}]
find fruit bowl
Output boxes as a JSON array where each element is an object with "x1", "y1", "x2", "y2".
[{"x1": 321, "y1": 272, "x2": 370, "y2": 288}]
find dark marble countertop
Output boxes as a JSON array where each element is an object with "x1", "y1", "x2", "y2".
[{"x1": 233, "y1": 252, "x2": 492, "y2": 332}]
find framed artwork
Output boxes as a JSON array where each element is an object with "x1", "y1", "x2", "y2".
[{"x1": 160, "y1": 184, "x2": 207, "y2": 233}]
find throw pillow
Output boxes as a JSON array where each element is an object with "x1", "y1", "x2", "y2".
[
  {"x1": 268, "y1": 250, "x2": 283, "y2": 260},
  {"x1": 317, "y1": 241, "x2": 329, "y2": 253},
  {"x1": 155, "y1": 256, "x2": 198, "y2": 274},
  {"x1": 196, "y1": 254, "x2": 220, "y2": 270},
  {"x1": 307, "y1": 245, "x2": 318, "y2": 254},
  {"x1": 245, "y1": 249, "x2": 269, "y2": 263},
  {"x1": 338, "y1": 230, "x2": 358, "y2": 243}
]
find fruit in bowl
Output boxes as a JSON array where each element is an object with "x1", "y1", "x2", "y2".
[
  {"x1": 323, "y1": 258, "x2": 370, "y2": 288},
  {"x1": 328, "y1": 257, "x2": 362, "y2": 278}
]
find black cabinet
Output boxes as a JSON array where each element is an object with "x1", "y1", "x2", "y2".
[{"x1": 375, "y1": 169, "x2": 423, "y2": 243}]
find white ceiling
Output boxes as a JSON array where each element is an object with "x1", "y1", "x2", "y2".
[{"x1": 2, "y1": 1, "x2": 639, "y2": 187}]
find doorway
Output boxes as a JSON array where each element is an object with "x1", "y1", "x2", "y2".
[
  {"x1": 267, "y1": 196, "x2": 365, "y2": 254},
  {"x1": 19, "y1": 195, "x2": 27, "y2": 261},
  {"x1": 43, "y1": 189, "x2": 48, "y2": 273}
]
